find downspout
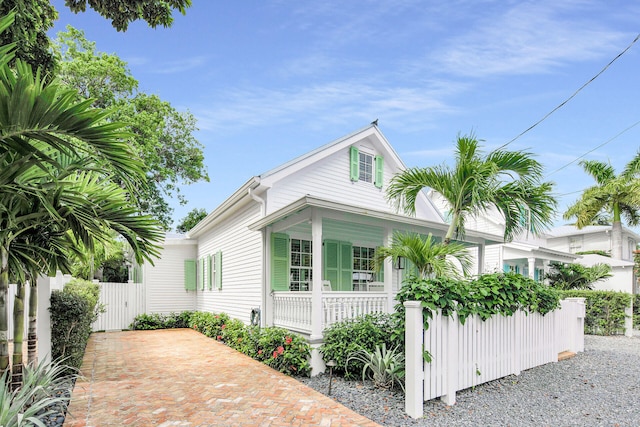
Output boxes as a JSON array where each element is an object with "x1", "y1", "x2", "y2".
[{"x1": 249, "y1": 187, "x2": 267, "y2": 326}]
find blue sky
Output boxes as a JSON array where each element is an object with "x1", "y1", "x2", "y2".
[{"x1": 50, "y1": 1, "x2": 640, "y2": 230}]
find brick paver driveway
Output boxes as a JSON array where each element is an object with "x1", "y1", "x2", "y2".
[{"x1": 64, "y1": 329, "x2": 379, "y2": 426}]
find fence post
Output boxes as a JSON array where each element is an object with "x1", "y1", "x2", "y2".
[
  {"x1": 513, "y1": 310, "x2": 522, "y2": 375},
  {"x1": 404, "y1": 301, "x2": 423, "y2": 419},
  {"x1": 564, "y1": 297, "x2": 586, "y2": 352},
  {"x1": 625, "y1": 298, "x2": 633, "y2": 338},
  {"x1": 441, "y1": 310, "x2": 458, "y2": 406}
]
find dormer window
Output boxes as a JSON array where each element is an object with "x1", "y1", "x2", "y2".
[{"x1": 350, "y1": 146, "x2": 384, "y2": 188}]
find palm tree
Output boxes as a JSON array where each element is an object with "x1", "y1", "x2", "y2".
[
  {"x1": 564, "y1": 157, "x2": 640, "y2": 260},
  {"x1": 375, "y1": 232, "x2": 472, "y2": 280},
  {"x1": 0, "y1": 14, "x2": 162, "y2": 381},
  {"x1": 545, "y1": 261, "x2": 612, "y2": 290},
  {"x1": 387, "y1": 134, "x2": 556, "y2": 244}
]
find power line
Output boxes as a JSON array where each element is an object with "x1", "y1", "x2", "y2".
[
  {"x1": 545, "y1": 119, "x2": 640, "y2": 178},
  {"x1": 497, "y1": 32, "x2": 640, "y2": 150}
]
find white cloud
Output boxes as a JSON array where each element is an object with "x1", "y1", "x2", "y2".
[
  {"x1": 150, "y1": 56, "x2": 208, "y2": 74},
  {"x1": 431, "y1": 2, "x2": 629, "y2": 77}
]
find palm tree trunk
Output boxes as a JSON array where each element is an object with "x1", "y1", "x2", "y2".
[
  {"x1": 0, "y1": 245, "x2": 9, "y2": 380},
  {"x1": 612, "y1": 203, "x2": 623, "y2": 260},
  {"x1": 27, "y1": 278, "x2": 37, "y2": 366},
  {"x1": 11, "y1": 282, "x2": 25, "y2": 391}
]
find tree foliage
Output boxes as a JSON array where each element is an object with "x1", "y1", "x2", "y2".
[
  {"x1": 176, "y1": 208, "x2": 208, "y2": 233},
  {"x1": 65, "y1": 0, "x2": 192, "y2": 31},
  {"x1": 545, "y1": 261, "x2": 612, "y2": 290},
  {"x1": 0, "y1": 0, "x2": 191, "y2": 75},
  {"x1": 387, "y1": 134, "x2": 556, "y2": 243},
  {"x1": 54, "y1": 27, "x2": 209, "y2": 228}
]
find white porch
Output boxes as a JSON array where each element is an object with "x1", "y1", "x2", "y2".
[{"x1": 271, "y1": 291, "x2": 393, "y2": 335}]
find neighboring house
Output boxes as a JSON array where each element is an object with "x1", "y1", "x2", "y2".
[
  {"x1": 140, "y1": 124, "x2": 502, "y2": 372},
  {"x1": 428, "y1": 193, "x2": 639, "y2": 293},
  {"x1": 542, "y1": 225, "x2": 639, "y2": 294}
]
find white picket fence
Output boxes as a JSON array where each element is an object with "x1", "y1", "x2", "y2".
[{"x1": 404, "y1": 298, "x2": 586, "y2": 418}]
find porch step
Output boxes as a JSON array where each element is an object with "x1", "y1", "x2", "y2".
[{"x1": 558, "y1": 351, "x2": 576, "y2": 361}]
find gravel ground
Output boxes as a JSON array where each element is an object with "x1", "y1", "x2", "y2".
[{"x1": 298, "y1": 335, "x2": 640, "y2": 426}]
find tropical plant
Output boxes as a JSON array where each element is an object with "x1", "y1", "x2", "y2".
[
  {"x1": 0, "y1": 358, "x2": 77, "y2": 427},
  {"x1": 0, "y1": 12, "x2": 162, "y2": 383},
  {"x1": 375, "y1": 232, "x2": 472, "y2": 279},
  {"x1": 320, "y1": 313, "x2": 399, "y2": 378},
  {"x1": 545, "y1": 261, "x2": 612, "y2": 290},
  {"x1": 387, "y1": 134, "x2": 556, "y2": 244},
  {"x1": 346, "y1": 343, "x2": 405, "y2": 391},
  {"x1": 564, "y1": 155, "x2": 640, "y2": 259}
]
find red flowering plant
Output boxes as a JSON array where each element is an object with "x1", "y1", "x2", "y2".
[{"x1": 256, "y1": 327, "x2": 311, "y2": 376}]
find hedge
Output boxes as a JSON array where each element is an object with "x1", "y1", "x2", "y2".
[{"x1": 559, "y1": 290, "x2": 632, "y2": 335}]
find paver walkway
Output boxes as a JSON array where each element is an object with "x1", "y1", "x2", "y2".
[{"x1": 64, "y1": 329, "x2": 380, "y2": 426}]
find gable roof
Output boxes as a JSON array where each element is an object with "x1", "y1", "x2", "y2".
[{"x1": 189, "y1": 124, "x2": 446, "y2": 237}]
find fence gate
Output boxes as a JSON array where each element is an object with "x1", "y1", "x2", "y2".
[{"x1": 92, "y1": 282, "x2": 145, "y2": 331}]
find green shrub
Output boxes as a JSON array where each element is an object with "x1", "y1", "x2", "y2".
[
  {"x1": 254, "y1": 327, "x2": 311, "y2": 376},
  {"x1": 395, "y1": 273, "x2": 560, "y2": 332},
  {"x1": 129, "y1": 311, "x2": 194, "y2": 330},
  {"x1": 559, "y1": 290, "x2": 632, "y2": 335},
  {"x1": 634, "y1": 295, "x2": 640, "y2": 330},
  {"x1": 50, "y1": 279, "x2": 102, "y2": 370},
  {"x1": 320, "y1": 313, "x2": 398, "y2": 378}
]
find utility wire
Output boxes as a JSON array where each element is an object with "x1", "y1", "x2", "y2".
[
  {"x1": 545, "y1": 119, "x2": 640, "y2": 178},
  {"x1": 497, "y1": 33, "x2": 640, "y2": 150}
]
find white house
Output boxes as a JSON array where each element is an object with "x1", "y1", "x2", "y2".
[
  {"x1": 542, "y1": 225, "x2": 639, "y2": 294},
  {"x1": 140, "y1": 124, "x2": 502, "y2": 371}
]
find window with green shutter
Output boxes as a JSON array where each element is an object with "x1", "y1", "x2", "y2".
[
  {"x1": 374, "y1": 155, "x2": 384, "y2": 188},
  {"x1": 324, "y1": 240, "x2": 353, "y2": 291},
  {"x1": 350, "y1": 146, "x2": 359, "y2": 181},
  {"x1": 215, "y1": 250, "x2": 223, "y2": 290},
  {"x1": 198, "y1": 258, "x2": 205, "y2": 290},
  {"x1": 207, "y1": 255, "x2": 213, "y2": 290},
  {"x1": 271, "y1": 233, "x2": 290, "y2": 291},
  {"x1": 184, "y1": 259, "x2": 197, "y2": 291}
]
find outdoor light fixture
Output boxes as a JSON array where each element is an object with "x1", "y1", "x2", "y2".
[
  {"x1": 326, "y1": 360, "x2": 336, "y2": 395},
  {"x1": 394, "y1": 256, "x2": 406, "y2": 270}
]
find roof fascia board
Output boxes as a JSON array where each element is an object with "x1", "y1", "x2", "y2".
[{"x1": 188, "y1": 177, "x2": 261, "y2": 238}]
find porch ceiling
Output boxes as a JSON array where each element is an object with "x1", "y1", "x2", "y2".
[{"x1": 248, "y1": 195, "x2": 503, "y2": 245}]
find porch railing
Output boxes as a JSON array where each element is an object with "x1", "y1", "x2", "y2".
[{"x1": 272, "y1": 291, "x2": 390, "y2": 334}]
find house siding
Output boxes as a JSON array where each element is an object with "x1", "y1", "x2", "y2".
[
  {"x1": 195, "y1": 202, "x2": 263, "y2": 323},
  {"x1": 143, "y1": 241, "x2": 197, "y2": 313},
  {"x1": 484, "y1": 245, "x2": 501, "y2": 273}
]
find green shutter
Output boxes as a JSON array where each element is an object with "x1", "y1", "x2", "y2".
[
  {"x1": 198, "y1": 258, "x2": 205, "y2": 290},
  {"x1": 339, "y1": 241, "x2": 353, "y2": 291},
  {"x1": 324, "y1": 240, "x2": 353, "y2": 291},
  {"x1": 207, "y1": 255, "x2": 213, "y2": 290},
  {"x1": 215, "y1": 250, "x2": 223, "y2": 290},
  {"x1": 503, "y1": 263, "x2": 510, "y2": 273},
  {"x1": 271, "y1": 233, "x2": 290, "y2": 291},
  {"x1": 402, "y1": 259, "x2": 419, "y2": 284},
  {"x1": 184, "y1": 259, "x2": 197, "y2": 291},
  {"x1": 350, "y1": 146, "x2": 359, "y2": 181},
  {"x1": 374, "y1": 155, "x2": 384, "y2": 188},
  {"x1": 376, "y1": 247, "x2": 384, "y2": 281},
  {"x1": 324, "y1": 240, "x2": 340, "y2": 289}
]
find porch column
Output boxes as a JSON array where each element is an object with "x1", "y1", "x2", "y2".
[
  {"x1": 542, "y1": 260, "x2": 550, "y2": 284},
  {"x1": 527, "y1": 257, "x2": 536, "y2": 280},
  {"x1": 477, "y1": 242, "x2": 485, "y2": 276},
  {"x1": 384, "y1": 226, "x2": 394, "y2": 313},
  {"x1": 310, "y1": 209, "x2": 323, "y2": 341}
]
